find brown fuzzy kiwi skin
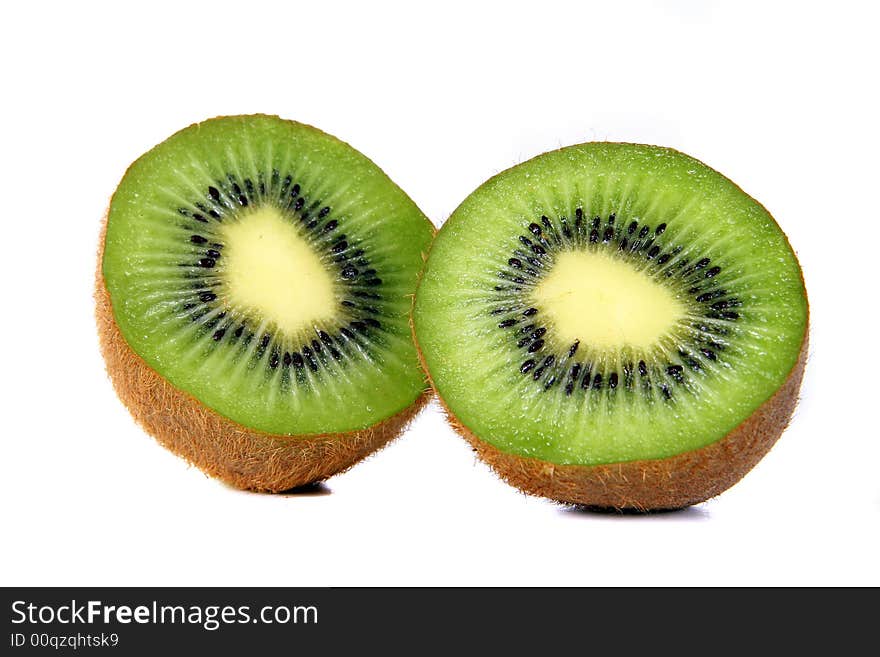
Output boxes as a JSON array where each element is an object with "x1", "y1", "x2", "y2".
[
  {"x1": 416, "y1": 328, "x2": 807, "y2": 511},
  {"x1": 411, "y1": 232, "x2": 809, "y2": 512},
  {"x1": 96, "y1": 219, "x2": 430, "y2": 493}
]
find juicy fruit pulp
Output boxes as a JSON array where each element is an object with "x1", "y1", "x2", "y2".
[
  {"x1": 414, "y1": 143, "x2": 807, "y2": 469},
  {"x1": 102, "y1": 115, "x2": 434, "y2": 436}
]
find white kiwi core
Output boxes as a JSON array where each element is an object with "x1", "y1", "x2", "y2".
[
  {"x1": 531, "y1": 250, "x2": 685, "y2": 350},
  {"x1": 219, "y1": 206, "x2": 337, "y2": 336}
]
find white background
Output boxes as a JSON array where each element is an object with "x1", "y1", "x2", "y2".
[{"x1": 2, "y1": 1, "x2": 877, "y2": 586}]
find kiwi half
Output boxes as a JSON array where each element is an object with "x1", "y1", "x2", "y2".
[
  {"x1": 413, "y1": 143, "x2": 808, "y2": 510},
  {"x1": 97, "y1": 115, "x2": 434, "y2": 492}
]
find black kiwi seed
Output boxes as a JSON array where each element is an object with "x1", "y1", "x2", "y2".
[
  {"x1": 520, "y1": 359, "x2": 536, "y2": 374},
  {"x1": 302, "y1": 346, "x2": 318, "y2": 372},
  {"x1": 561, "y1": 218, "x2": 571, "y2": 239},
  {"x1": 532, "y1": 365, "x2": 547, "y2": 381},
  {"x1": 696, "y1": 290, "x2": 726, "y2": 303},
  {"x1": 681, "y1": 351, "x2": 702, "y2": 370},
  {"x1": 581, "y1": 363, "x2": 593, "y2": 384},
  {"x1": 667, "y1": 365, "x2": 684, "y2": 381}
]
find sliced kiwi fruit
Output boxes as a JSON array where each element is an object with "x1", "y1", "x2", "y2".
[
  {"x1": 97, "y1": 115, "x2": 434, "y2": 492},
  {"x1": 413, "y1": 143, "x2": 808, "y2": 510}
]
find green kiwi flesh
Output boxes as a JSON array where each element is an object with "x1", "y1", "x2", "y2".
[
  {"x1": 413, "y1": 143, "x2": 808, "y2": 510},
  {"x1": 99, "y1": 115, "x2": 434, "y2": 490}
]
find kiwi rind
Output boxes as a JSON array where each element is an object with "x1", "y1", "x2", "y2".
[
  {"x1": 423, "y1": 331, "x2": 807, "y2": 511},
  {"x1": 97, "y1": 239, "x2": 429, "y2": 492}
]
